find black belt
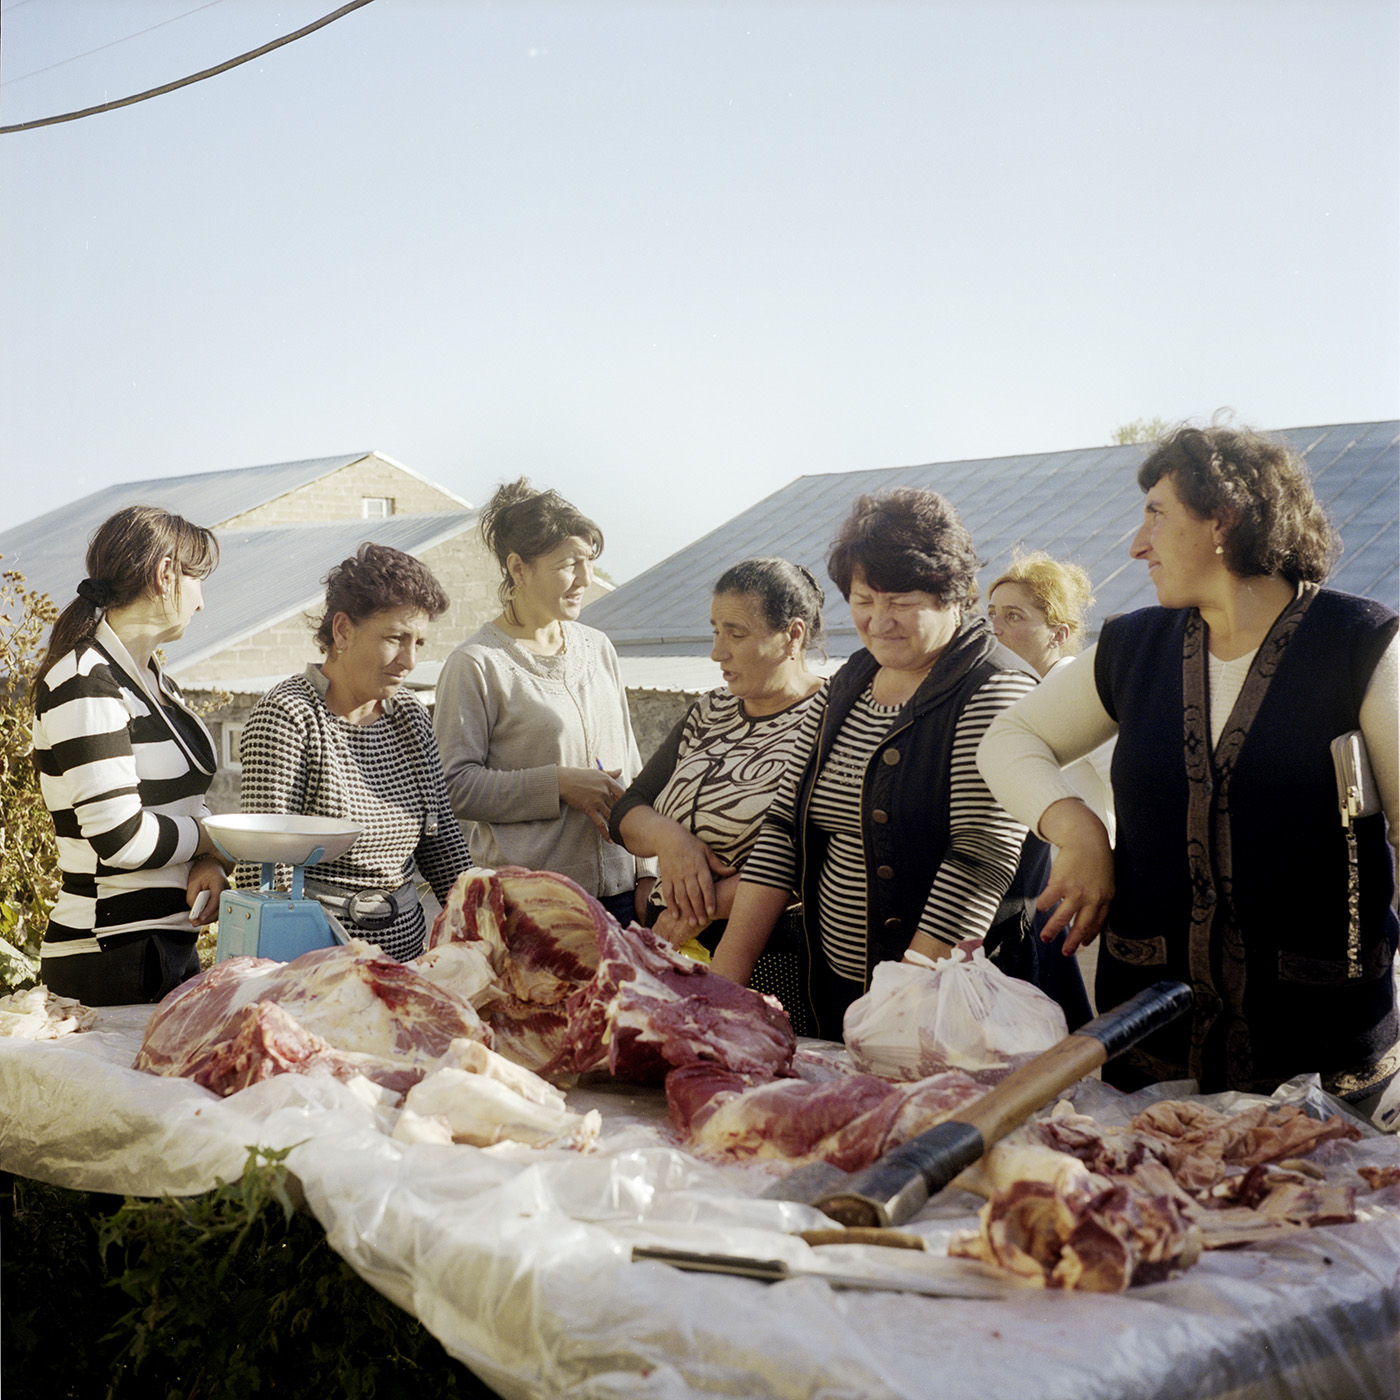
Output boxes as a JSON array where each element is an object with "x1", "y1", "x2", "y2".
[{"x1": 302, "y1": 877, "x2": 419, "y2": 932}]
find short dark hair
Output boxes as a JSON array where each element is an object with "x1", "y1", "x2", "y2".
[
  {"x1": 712, "y1": 557, "x2": 827, "y2": 658},
  {"x1": 826, "y1": 488, "x2": 981, "y2": 607},
  {"x1": 314, "y1": 543, "x2": 450, "y2": 653},
  {"x1": 1139, "y1": 425, "x2": 1339, "y2": 583},
  {"x1": 479, "y1": 477, "x2": 603, "y2": 610}
]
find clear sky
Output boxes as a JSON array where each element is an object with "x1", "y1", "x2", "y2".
[{"x1": 2, "y1": 0, "x2": 1396, "y2": 584}]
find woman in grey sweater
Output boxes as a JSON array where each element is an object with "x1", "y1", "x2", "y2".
[{"x1": 434, "y1": 480, "x2": 655, "y2": 926}]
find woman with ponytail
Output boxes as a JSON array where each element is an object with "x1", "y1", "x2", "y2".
[
  {"x1": 433, "y1": 478, "x2": 655, "y2": 926},
  {"x1": 31, "y1": 505, "x2": 225, "y2": 1005}
]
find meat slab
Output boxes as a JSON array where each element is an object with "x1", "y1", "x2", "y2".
[
  {"x1": 428, "y1": 867, "x2": 796, "y2": 1083},
  {"x1": 666, "y1": 1063, "x2": 986, "y2": 1170},
  {"x1": 135, "y1": 941, "x2": 489, "y2": 1096}
]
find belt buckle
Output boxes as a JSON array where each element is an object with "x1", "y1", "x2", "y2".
[{"x1": 345, "y1": 887, "x2": 396, "y2": 931}]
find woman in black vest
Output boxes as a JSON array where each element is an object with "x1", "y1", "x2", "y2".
[
  {"x1": 979, "y1": 424, "x2": 1399, "y2": 1107},
  {"x1": 709, "y1": 488, "x2": 1050, "y2": 1040}
]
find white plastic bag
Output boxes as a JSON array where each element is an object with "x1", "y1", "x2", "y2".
[{"x1": 843, "y1": 942, "x2": 1068, "y2": 1080}]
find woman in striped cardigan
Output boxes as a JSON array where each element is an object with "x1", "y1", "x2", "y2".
[{"x1": 32, "y1": 505, "x2": 226, "y2": 1006}]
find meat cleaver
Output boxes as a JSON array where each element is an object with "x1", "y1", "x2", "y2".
[{"x1": 765, "y1": 978, "x2": 1194, "y2": 1229}]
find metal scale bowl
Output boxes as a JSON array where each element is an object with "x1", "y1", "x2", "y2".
[{"x1": 207, "y1": 814, "x2": 363, "y2": 963}]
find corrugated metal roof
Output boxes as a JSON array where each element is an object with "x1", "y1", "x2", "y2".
[
  {"x1": 583, "y1": 422, "x2": 1400, "y2": 657},
  {"x1": 166, "y1": 511, "x2": 479, "y2": 674},
  {"x1": 0, "y1": 452, "x2": 379, "y2": 614}
]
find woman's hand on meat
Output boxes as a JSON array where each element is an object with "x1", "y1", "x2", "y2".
[
  {"x1": 1034, "y1": 797, "x2": 1115, "y2": 953},
  {"x1": 186, "y1": 856, "x2": 228, "y2": 926},
  {"x1": 652, "y1": 905, "x2": 707, "y2": 949},
  {"x1": 654, "y1": 826, "x2": 737, "y2": 927},
  {"x1": 558, "y1": 766, "x2": 625, "y2": 839}
]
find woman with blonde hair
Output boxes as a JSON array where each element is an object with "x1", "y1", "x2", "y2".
[
  {"x1": 986, "y1": 551, "x2": 1094, "y2": 678},
  {"x1": 986, "y1": 550, "x2": 1106, "y2": 1027}
]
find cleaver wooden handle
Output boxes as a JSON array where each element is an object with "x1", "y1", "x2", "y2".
[{"x1": 816, "y1": 979, "x2": 1194, "y2": 1229}]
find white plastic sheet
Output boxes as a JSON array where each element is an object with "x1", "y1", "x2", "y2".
[{"x1": 3, "y1": 1010, "x2": 1399, "y2": 1400}]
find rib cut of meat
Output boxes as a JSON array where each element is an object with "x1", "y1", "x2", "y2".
[
  {"x1": 666, "y1": 1062, "x2": 986, "y2": 1170},
  {"x1": 134, "y1": 941, "x2": 488, "y2": 1096},
  {"x1": 426, "y1": 867, "x2": 611, "y2": 1070},
  {"x1": 545, "y1": 915, "x2": 795, "y2": 1083},
  {"x1": 427, "y1": 867, "x2": 796, "y2": 1083}
]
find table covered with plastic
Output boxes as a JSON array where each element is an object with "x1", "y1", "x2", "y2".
[{"x1": 2, "y1": 1005, "x2": 1398, "y2": 1400}]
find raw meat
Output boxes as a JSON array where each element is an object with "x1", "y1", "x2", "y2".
[
  {"x1": 949, "y1": 1145, "x2": 1202, "y2": 1291},
  {"x1": 135, "y1": 940, "x2": 489, "y2": 1095},
  {"x1": 545, "y1": 914, "x2": 795, "y2": 1083},
  {"x1": 951, "y1": 1096, "x2": 1367, "y2": 1287},
  {"x1": 666, "y1": 1062, "x2": 986, "y2": 1170},
  {"x1": 178, "y1": 999, "x2": 416, "y2": 1097},
  {"x1": 428, "y1": 867, "x2": 796, "y2": 1084},
  {"x1": 426, "y1": 867, "x2": 610, "y2": 1070}
]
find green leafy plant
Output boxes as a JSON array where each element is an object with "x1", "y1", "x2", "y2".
[
  {"x1": 0, "y1": 560, "x2": 60, "y2": 988},
  {"x1": 3, "y1": 1147, "x2": 499, "y2": 1399}
]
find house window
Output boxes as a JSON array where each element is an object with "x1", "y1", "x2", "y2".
[
  {"x1": 362, "y1": 496, "x2": 395, "y2": 519},
  {"x1": 222, "y1": 723, "x2": 244, "y2": 771}
]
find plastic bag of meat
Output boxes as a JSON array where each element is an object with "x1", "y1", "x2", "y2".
[{"x1": 843, "y1": 943, "x2": 1067, "y2": 1080}]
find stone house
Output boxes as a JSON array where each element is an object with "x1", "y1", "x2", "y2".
[{"x1": 0, "y1": 451, "x2": 626, "y2": 810}]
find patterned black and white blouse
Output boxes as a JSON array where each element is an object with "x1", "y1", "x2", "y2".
[
  {"x1": 237, "y1": 666, "x2": 471, "y2": 960},
  {"x1": 611, "y1": 685, "x2": 825, "y2": 919}
]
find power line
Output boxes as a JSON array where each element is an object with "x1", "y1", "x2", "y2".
[
  {"x1": 4, "y1": 1, "x2": 231, "y2": 88},
  {"x1": 0, "y1": 0, "x2": 377, "y2": 135}
]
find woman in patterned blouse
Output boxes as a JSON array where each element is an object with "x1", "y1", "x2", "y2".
[
  {"x1": 33, "y1": 505, "x2": 226, "y2": 1005},
  {"x1": 610, "y1": 559, "x2": 827, "y2": 1032},
  {"x1": 237, "y1": 545, "x2": 471, "y2": 961}
]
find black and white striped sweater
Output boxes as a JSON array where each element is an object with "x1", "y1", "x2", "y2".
[{"x1": 33, "y1": 622, "x2": 216, "y2": 956}]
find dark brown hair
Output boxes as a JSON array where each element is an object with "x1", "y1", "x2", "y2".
[
  {"x1": 34, "y1": 505, "x2": 219, "y2": 692},
  {"x1": 1139, "y1": 425, "x2": 1339, "y2": 584},
  {"x1": 479, "y1": 477, "x2": 603, "y2": 610},
  {"x1": 826, "y1": 488, "x2": 981, "y2": 607},
  {"x1": 313, "y1": 543, "x2": 450, "y2": 653},
  {"x1": 713, "y1": 557, "x2": 828, "y2": 658}
]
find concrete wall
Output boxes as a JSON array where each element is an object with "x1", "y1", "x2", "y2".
[{"x1": 219, "y1": 457, "x2": 463, "y2": 530}]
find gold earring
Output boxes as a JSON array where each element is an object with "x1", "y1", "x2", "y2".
[{"x1": 1215, "y1": 544, "x2": 1224, "y2": 555}]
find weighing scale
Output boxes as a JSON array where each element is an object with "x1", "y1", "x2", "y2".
[{"x1": 206, "y1": 814, "x2": 363, "y2": 963}]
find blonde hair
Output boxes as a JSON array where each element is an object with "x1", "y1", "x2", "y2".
[{"x1": 988, "y1": 552, "x2": 1095, "y2": 654}]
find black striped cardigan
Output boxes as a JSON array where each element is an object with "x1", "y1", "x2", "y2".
[{"x1": 32, "y1": 622, "x2": 216, "y2": 957}]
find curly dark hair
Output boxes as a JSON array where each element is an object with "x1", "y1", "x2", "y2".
[
  {"x1": 479, "y1": 477, "x2": 603, "y2": 610},
  {"x1": 1139, "y1": 425, "x2": 1339, "y2": 584},
  {"x1": 313, "y1": 543, "x2": 450, "y2": 653},
  {"x1": 713, "y1": 557, "x2": 828, "y2": 658},
  {"x1": 825, "y1": 488, "x2": 981, "y2": 608}
]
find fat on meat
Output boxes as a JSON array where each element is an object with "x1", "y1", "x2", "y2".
[
  {"x1": 666, "y1": 1062, "x2": 987, "y2": 1170},
  {"x1": 393, "y1": 1038, "x2": 601, "y2": 1150},
  {"x1": 135, "y1": 941, "x2": 489, "y2": 1096},
  {"x1": 428, "y1": 867, "x2": 796, "y2": 1083}
]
